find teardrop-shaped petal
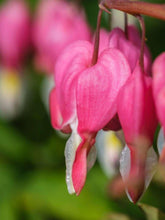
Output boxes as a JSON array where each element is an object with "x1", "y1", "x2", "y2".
[
  {"x1": 118, "y1": 64, "x2": 158, "y2": 203},
  {"x1": 76, "y1": 48, "x2": 131, "y2": 137},
  {"x1": 118, "y1": 64, "x2": 157, "y2": 146},
  {"x1": 65, "y1": 129, "x2": 81, "y2": 194},
  {"x1": 120, "y1": 145, "x2": 158, "y2": 203},
  {"x1": 65, "y1": 124, "x2": 96, "y2": 195},
  {"x1": 157, "y1": 127, "x2": 164, "y2": 155}
]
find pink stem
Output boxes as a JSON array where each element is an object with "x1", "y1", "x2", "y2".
[{"x1": 91, "y1": 9, "x2": 103, "y2": 66}]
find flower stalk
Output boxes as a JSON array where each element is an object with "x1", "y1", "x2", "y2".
[
  {"x1": 91, "y1": 9, "x2": 103, "y2": 66},
  {"x1": 137, "y1": 15, "x2": 145, "y2": 71},
  {"x1": 100, "y1": 0, "x2": 165, "y2": 21}
]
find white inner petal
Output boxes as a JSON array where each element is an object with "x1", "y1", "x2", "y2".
[
  {"x1": 87, "y1": 145, "x2": 97, "y2": 172},
  {"x1": 96, "y1": 130, "x2": 123, "y2": 178},
  {"x1": 157, "y1": 127, "x2": 164, "y2": 155},
  {"x1": 119, "y1": 145, "x2": 158, "y2": 202},
  {"x1": 64, "y1": 129, "x2": 81, "y2": 194},
  {"x1": 119, "y1": 145, "x2": 130, "y2": 181},
  {"x1": 145, "y1": 147, "x2": 158, "y2": 188}
]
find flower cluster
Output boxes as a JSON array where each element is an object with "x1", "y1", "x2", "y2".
[{"x1": 49, "y1": 8, "x2": 165, "y2": 203}]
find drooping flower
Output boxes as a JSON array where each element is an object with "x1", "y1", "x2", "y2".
[
  {"x1": 33, "y1": 0, "x2": 91, "y2": 74},
  {"x1": 117, "y1": 64, "x2": 158, "y2": 203},
  {"x1": 0, "y1": 0, "x2": 31, "y2": 69},
  {"x1": 50, "y1": 40, "x2": 131, "y2": 195},
  {"x1": 0, "y1": 0, "x2": 31, "y2": 119},
  {"x1": 153, "y1": 52, "x2": 165, "y2": 160},
  {"x1": 101, "y1": 25, "x2": 152, "y2": 132},
  {"x1": 108, "y1": 25, "x2": 152, "y2": 74}
]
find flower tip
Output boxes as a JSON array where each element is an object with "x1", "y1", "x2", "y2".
[
  {"x1": 127, "y1": 188, "x2": 143, "y2": 204},
  {"x1": 126, "y1": 177, "x2": 145, "y2": 204}
]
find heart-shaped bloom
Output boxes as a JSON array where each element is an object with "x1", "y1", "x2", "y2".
[
  {"x1": 50, "y1": 40, "x2": 131, "y2": 195},
  {"x1": 0, "y1": 0, "x2": 31, "y2": 69},
  {"x1": 108, "y1": 26, "x2": 152, "y2": 74},
  {"x1": 33, "y1": 0, "x2": 91, "y2": 74},
  {"x1": 117, "y1": 64, "x2": 158, "y2": 203}
]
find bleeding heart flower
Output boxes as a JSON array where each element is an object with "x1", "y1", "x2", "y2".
[
  {"x1": 50, "y1": 40, "x2": 131, "y2": 195},
  {"x1": 108, "y1": 25, "x2": 152, "y2": 75},
  {"x1": 117, "y1": 64, "x2": 158, "y2": 203},
  {"x1": 0, "y1": 0, "x2": 31, "y2": 69},
  {"x1": 33, "y1": 0, "x2": 91, "y2": 74},
  {"x1": 153, "y1": 52, "x2": 165, "y2": 160}
]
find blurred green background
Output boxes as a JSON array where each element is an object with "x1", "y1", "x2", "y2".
[{"x1": 0, "y1": 0, "x2": 165, "y2": 219}]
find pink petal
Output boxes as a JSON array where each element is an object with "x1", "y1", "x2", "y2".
[
  {"x1": 54, "y1": 41, "x2": 93, "y2": 130},
  {"x1": 76, "y1": 48, "x2": 131, "y2": 137},
  {"x1": 33, "y1": 0, "x2": 91, "y2": 73},
  {"x1": 118, "y1": 64, "x2": 157, "y2": 145},
  {"x1": 65, "y1": 128, "x2": 96, "y2": 195},
  {"x1": 153, "y1": 52, "x2": 165, "y2": 103},
  {"x1": 0, "y1": 0, "x2": 31, "y2": 69},
  {"x1": 118, "y1": 64, "x2": 158, "y2": 202},
  {"x1": 49, "y1": 88, "x2": 63, "y2": 129},
  {"x1": 49, "y1": 87, "x2": 72, "y2": 133},
  {"x1": 108, "y1": 26, "x2": 152, "y2": 75},
  {"x1": 72, "y1": 137, "x2": 95, "y2": 195}
]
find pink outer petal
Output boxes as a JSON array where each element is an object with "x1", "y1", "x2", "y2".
[
  {"x1": 72, "y1": 136, "x2": 95, "y2": 195},
  {"x1": 127, "y1": 26, "x2": 152, "y2": 75},
  {"x1": 117, "y1": 64, "x2": 158, "y2": 147},
  {"x1": 153, "y1": 52, "x2": 165, "y2": 99},
  {"x1": 49, "y1": 88, "x2": 71, "y2": 133},
  {"x1": 55, "y1": 41, "x2": 93, "y2": 130},
  {"x1": 76, "y1": 48, "x2": 131, "y2": 138},
  {"x1": 108, "y1": 26, "x2": 152, "y2": 75},
  {"x1": 49, "y1": 88, "x2": 62, "y2": 129},
  {"x1": 95, "y1": 28, "x2": 110, "y2": 54},
  {"x1": 156, "y1": 88, "x2": 165, "y2": 131}
]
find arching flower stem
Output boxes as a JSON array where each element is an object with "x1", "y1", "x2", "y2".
[{"x1": 100, "y1": 0, "x2": 165, "y2": 21}]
